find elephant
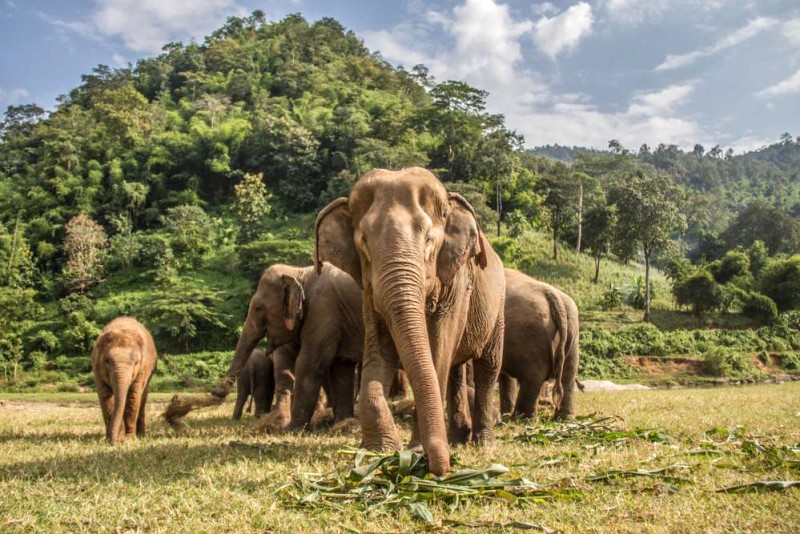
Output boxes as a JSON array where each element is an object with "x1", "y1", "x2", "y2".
[
  {"x1": 232, "y1": 348, "x2": 275, "y2": 420},
  {"x1": 212, "y1": 263, "x2": 363, "y2": 430},
  {"x1": 92, "y1": 317, "x2": 158, "y2": 444},
  {"x1": 316, "y1": 167, "x2": 506, "y2": 476},
  {"x1": 498, "y1": 268, "x2": 580, "y2": 420}
]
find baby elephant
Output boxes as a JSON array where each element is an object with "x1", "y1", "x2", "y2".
[
  {"x1": 232, "y1": 348, "x2": 275, "y2": 420},
  {"x1": 92, "y1": 317, "x2": 158, "y2": 444}
]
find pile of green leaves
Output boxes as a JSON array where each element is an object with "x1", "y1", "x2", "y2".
[
  {"x1": 280, "y1": 448, "x2": 572, "y2": 524},
  {"x1": 511, "y1": 414, "x2": 670, "y2": 447}
]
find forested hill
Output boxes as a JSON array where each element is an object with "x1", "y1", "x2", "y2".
[
  {"x1": 530, "y1": 137, "x2": 800, "y2": 215},
  {"x1": 0, "y1": 12, "x2": 518, "y2": 259}
]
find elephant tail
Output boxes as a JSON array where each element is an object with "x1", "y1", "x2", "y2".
[{"x1": 547, "y1": 289, "x2": 570, "y2": 410}]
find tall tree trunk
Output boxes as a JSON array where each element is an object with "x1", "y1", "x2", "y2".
[
  {"x1": 495, "y1": 180, "x2": 502, "y2": 237},
  {"x1": 575, "y1": 180, "x2": 583, "y2": 252},
  {"x1": 552, "y1": 224, "x2": 558, "y2": 261},
  {"x1": 643, "y1": 247, "x2": 651, "y2": 322},
  {"x1": 593, "y1": 254, "x2": 600, "y2": 284}
]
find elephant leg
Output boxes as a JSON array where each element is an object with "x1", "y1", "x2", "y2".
[
  {"x1": 233, "y1": 385, "x2": 249, "y2": 420},
  {"x1": 555, "y1": 342, "x2": 579, "y2": 421},
  {"x1": 446, "y1": 363, "x2": 472, "y2": 445},
  {"x1": 329, "y1": 360, "x2": 356, "y2": 423},
  {"x1": 290, "y1": 341, "x2": 337, "y2": 429},
  {"x1": 124, "y1": 379, "x2": 145, "y2": 439},
  {"x1": 136, "y1": 377, "x2": 150, "y2": 436},
  {"x1": 96, "y1": 380, "x2": 114, "y2": 429},
  {"x1": 470, "y1": 325, "x2": 503, "y2": 444},
  {"x1": 514, "y1": 376, "x2": 545, "y2": 420},
  {"x1": 253, "y1": 380, "x2": 270, "y2": 418},
  {"x1": 359, "y1": 317, "x2": 402, "y2": 452},
  {"x1": 261, "y1": 344, "x2": 298, "y2": 431},
  {"x1": 499, "y1": 373, "x2": 518, "y2": 416},
  {"x1": 262, "y1": 358, "x2": 276, "y2": 415}
]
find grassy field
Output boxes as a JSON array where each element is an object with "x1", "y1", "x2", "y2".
[{"x1": 1, "y1": 384, "x2": 798, "y2": 532}]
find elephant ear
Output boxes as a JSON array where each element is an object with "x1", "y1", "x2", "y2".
[
  {"x1": 281, "y1": 275, "x2": 305, "y2": 331},
  {"x1": 315, "y1": 197, "x2": 362, "y2": 286},
  {"x1": 437, "y1": 192, "x2": 488, "y2": 284}
]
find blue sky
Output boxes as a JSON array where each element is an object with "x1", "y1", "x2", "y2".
[{"x1": 2, "y1": 0, "x2": 799, "y2": 152}]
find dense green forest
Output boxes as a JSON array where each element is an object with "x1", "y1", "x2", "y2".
[{"x1": 2, "y1": 12, "x2": 800, "y2": 388}]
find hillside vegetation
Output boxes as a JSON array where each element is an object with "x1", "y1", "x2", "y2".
[{"x1": 2, "y1": 11, "x2": 800, "y2": 389}]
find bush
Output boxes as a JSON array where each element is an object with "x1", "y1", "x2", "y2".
[
  {"x1": 673, "y1": 270, "x2": 723, "y2": 316},
  {"x1": 237, "y1": 238, "x2": 313, "y2": 282},
  {"x1": 135, "y1": 234, "x2": 175, "y2": 270},
  {"x1": 600, "y1": 286, "x2": 623, "y2": 310},
  {"x1": 162, "y1": 204, "x2": 215, "y2": 266},
  {"x1": 779, "y1": 352, "x2": 800, "y2": 371},
  {"x1": 626, "y1": 276, "x2": 656, "y2": 310},
  {"x1": 741, "y1": 291, "x2": 778, "y2": 322},
  {"x1": 703, "y1": 347, "x2": 757, "y2": 377},
  {"x1": 758, "y1": 255, "x2": 800, "y2": 312},
  {"x1": 710, "y1": 250, "x2": 751, "y2": 285}
]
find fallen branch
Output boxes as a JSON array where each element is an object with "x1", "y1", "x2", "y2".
[{"x1": 162, "y1": 393, "x2": 225, "y2": 430}]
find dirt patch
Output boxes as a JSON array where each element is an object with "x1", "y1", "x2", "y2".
[{"x1": 625, "y1": 356, "x2": 705, "y2": 375}]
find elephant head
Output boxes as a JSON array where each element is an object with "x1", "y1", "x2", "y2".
[
  {"x1": 93, "y1": 330, "x2": 146, "y2": 444},
  {"x1": 315, "y1": 167, "x2": 487, "y2": 475},
  {"x1": 213, "y1": 265, "x2": 306, "y2": 396}
]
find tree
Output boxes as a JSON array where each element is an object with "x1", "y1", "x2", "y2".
[
  {"x1": 720, "y1": 200, "x2": 800, "y2": 255},
  {"x1": 583, "y1": 202, "x2": 617, "y2": 284},
  {"x1": 536, "y1": 161, "x2": 579, "y2": 260},
  {"x1": 608, "y1": 170, "x2": 686, "y2": 321},
  {"x1": 62, "y1": 214, "x2": 108, "y2": 293},
  {"x1": 233, "y1": 173, "x2": 272, "y2": 243},
  {"x1": 758, "y1": 255, "x2": 800, "y2": 312}
]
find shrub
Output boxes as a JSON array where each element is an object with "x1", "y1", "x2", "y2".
[
  {"x1": 237, "y1": 238, "x2": 313, "y2": 282},
  {"x1": 673, "y1": 270, "x2": 723, "y2": 316},
  {"x1": 741, "y1": 291, "x2": 778, "y2": 322},
  {"x1": 710, "y1": 250, "x2": 751, "y2": 285},
  {"x1": 600, "y1": 286, "x2": 623, "y2": 310},
  {"x1": 779, "y1": 352, "x2": 800, "y2": 371},
  {"x1": 162, "y1": 204, "x2": 215, "y2": 266},
  {"x1": 703, "y1": 347, "x2": 757, "y2": 377},
  {"x1": 62, "y1": 214, "x2": 108, "y2": 294},
  {"x1": 758, "y1": 255, "x2": 800, "y2": 312}
]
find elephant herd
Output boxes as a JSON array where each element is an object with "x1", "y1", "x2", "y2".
[{"x1": 91, "y1": 168, "x2": 580, "y2": 475}]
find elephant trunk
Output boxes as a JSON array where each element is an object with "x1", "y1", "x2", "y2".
[
  {"x1": 109, "y1": 369, "x2": 132, "y2": 444},
  {"x1": 213, "y1": 320, "x2": 262, "y2": 398},
  {"x1": 377, "y1": 263, "x2": 450, "y2": 476}
]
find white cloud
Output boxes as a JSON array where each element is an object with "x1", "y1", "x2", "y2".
[
  {"x1": 531, "y1": 2, "x2": 559, "y2": 17},
  {"x1": 784, "y1": 18, "x2": 800, "y2": 45},
  {"x1": 656, "y1": 17, "x2": 778, "y2": 71},
  {"x1": 93, "y1": 0, "x2": 247, "y2": 52},
  {"x1": 363, "y1": 1, "x2": 708, "y2": 150},
  {"x1": 0, "y1": 87, "x2": 30, "y2": 110},
  {"x1": 755, "y1": 69, "x2": 800, "y2": 100},
  {"x1": 627, "y1": 83, "x2": 695, "y2": 116},
  {"x1": 532, "y1": 2, "x2": 593, "y2": 60},
  {"x1": 604, "y1": 0, "x2": 668, "y2": 26},
  {"x1": 112, "y1": 53, "x2": 129, "y2": 66},
  {"x1": 442, "y1": 0, "x2": 534, "y2": 82},
  {"x1": 41, "y1": 0, "x2": 248, "y2": 53}
]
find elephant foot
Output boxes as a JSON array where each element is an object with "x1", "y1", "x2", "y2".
[
  {"x1": 470, "y1": 429, "x2": 497, "y2": 446},
  {"x1": 554, "y1": 411, "x2": 576, "y2": 421},
  {"x1": 310, "y1": 407, "x2": 334, "y2": 429},
  {"x1": 362, "y1": 433, "x2": 403, "y2": 452},
  {"x1": 331, "y1": 417, "x2": 360, "y2": 435},
  {"x1": 257, "y1": 409, "x2": 291, "y2": 434},
  {"x1": 448, "y1": 425, "x2": 472, "y2": 445},
  {"x1": 389, "y1": 398, "x2": 415, "y2": 418}
]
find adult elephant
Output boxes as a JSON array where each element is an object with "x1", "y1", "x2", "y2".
[
  {"x1": 316, "y1": 167, "x2": 505, "y2": 476},
  {"x1": 499, "y1": 268, "x2": 580, "y2": 420},
  {"x1": 212, "y1": 263, "x2": 363, "y2": 429}
]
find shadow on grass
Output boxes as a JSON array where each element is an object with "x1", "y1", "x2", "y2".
[{"x1": 0, "y1": 436, "x2": 347, "y2": 484}]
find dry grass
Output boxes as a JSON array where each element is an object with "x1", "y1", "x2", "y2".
[{"x1": 1, "y1": 384, "x2": 799, "y2": 532}]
